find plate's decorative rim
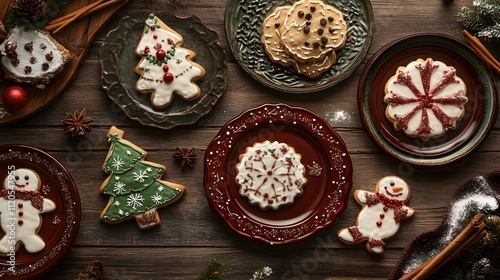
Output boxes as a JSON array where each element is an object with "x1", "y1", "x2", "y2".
[
  {"x1": 204, "y1": 103, "x2": 353, "y2": 244},
  {"x1": 99, "y1": 12, "x2": 227, "y2": 129},
  {"x1": 224, "y1": 0, "x2": 374, "y2": 93},
  {"x1": 388, "y1": 169, "x2": 500, "y2": 279},
  {"x1": 0, "y1": 145, "x2": 81, "y2": 279},
  {"x1": 357, "y1": 33, "x2": 498, "y2": 167}
]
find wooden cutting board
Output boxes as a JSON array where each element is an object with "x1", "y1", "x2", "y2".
[{"x1": 0, "y1": 0, "x2": 128, "y2": 125}]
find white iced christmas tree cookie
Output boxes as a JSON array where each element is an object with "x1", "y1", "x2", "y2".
[
  {"x1": 134, "y1": 14, "x2": 206, "y2": 108},
  {"x1": 384, "y1": 58, "x2": 468, "y2": 141},
  {"x1": 337, "y1": 176, "x2": 414, "y2": 254},
  {"x1": 235, "y1": 141, "x2": 307, "y2": 210},
  {"x1": 0, "y1": 168, "x2": 56, "y2": 254}
]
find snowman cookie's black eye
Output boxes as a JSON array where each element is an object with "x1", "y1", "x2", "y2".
[
  {"x1": 390, "y1": 181, "x2": 395, "y2": 187},
  {"x1": 25, "y1": 175, "x2": 29, "y2": 180},
  {"x1": 15, "y1": 176, "x2": 19, "y2": 180}
]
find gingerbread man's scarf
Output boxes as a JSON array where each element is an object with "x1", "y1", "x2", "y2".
[
  {"x1": 365, "y1": 191, "x2": 408, "y2": 223},
  {"x1": 0, "y1": 189, "x2": 44, "y2": 211}
]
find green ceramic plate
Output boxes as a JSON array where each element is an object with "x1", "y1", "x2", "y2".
[
  {"x1": 225, "y1": 0, "x2": 373, "y2": 93},
  {"x1": 100, "y1": 13, "x2": 227, "y2": 129},
  {"x1": 357, "y1": 34, "x2": 498, "y2": 167}
]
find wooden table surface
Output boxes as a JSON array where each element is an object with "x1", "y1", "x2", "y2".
[{"x1": 1, "y1": 0, "x2": 499, "y2": 279}]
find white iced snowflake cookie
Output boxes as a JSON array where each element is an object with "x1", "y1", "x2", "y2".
[
  {"x1": 337, "y1": 176, "x2": 414, "y2": 254},
  {"x1": 235, "y1": 141, "x2": 307, "y2": 210},
  {"x1": 134, "y1": 13, "x2": 205, "y2": 108},
  {"x1": 0, "y1": 168, "x2": 56, "y2": 255},
  {"x1": 384, "y1": 58, "x2": 468, "y2": 141},
  {"x1": 0, "y1": 28, "x2": 71, "y2": 88}
]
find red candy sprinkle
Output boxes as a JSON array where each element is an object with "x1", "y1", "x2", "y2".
[
  {"x1": 156, "y1": 50, "x2": 166, "y2": 61},
  {"x1": 153, "y1": 34, "x2": 158, "y2": 39},
  {"x1": 144, "y1": 46, "x2": 150, "y2": 53},
  {"x1": 18, "y1": 211, "x2": 23, "y2": 216},
  {"x1": 380, "y1": 213, "x2": 385, "y2": 219},
  {"x1": 167, "y1": 38, "x2": 174, "y2": 45},
  {"x1": 383, "y1": 206, "x2": 388, "y2": 212},
  {"x1": 18, "y1": 203, "x2": 23, "y2": 208},
  {"x1": 376, "y1": 221, "x2": 382, "y2": 227},
  {"x1": 163, "y1": 73, "x2": 174, "y2": 82},
  {"x1": 18, "y1": 220, "x2": 23, "y2": 225},
  {"x1": 151, "y1": 25, "x2": 156, "y2": 31},
  {"x1": 163, "y1": 65, "x2": 169, "y2": 72}
]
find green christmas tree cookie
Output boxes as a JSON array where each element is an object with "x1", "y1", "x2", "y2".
[{"x1": 99, "y1": 126, "x2": 186, "y2": 229}]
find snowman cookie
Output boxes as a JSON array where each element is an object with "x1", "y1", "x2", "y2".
[
  {"x1": 337, "y1": 176, "x2": 414, "y2": 254},
  {"x1": 0, "y1": 168, "x2": 56, "y2": 254}
]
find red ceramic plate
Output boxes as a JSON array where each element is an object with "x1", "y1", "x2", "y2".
[
  {"x1": 358, "y1": 34, "x2": 498, "y2": 166},
  {"x1": 0, "y1": 145, "x2": 81, "y2": 279},
  {"x1": 204, "y1": 104, "x2": 352, "y2": 245}
]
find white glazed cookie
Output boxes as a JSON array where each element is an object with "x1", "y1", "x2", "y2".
[
  {"x1": 337, "y1": 176, "x2": 414, "y2": 254},
  {"x1": 384, "y1": 58, "x2": 468, "y2": 141},
  {"x1": 235, "y1": 141, "x2": 307, "y2": 210},
  {"x1": 261, "y1": 5, "x2": 338, "y2": 78},
  {"x1": 0, "y1": 28, "x2": 71, "y2": 88},
  {"x1": 280, "y1": 0, "x2": 347, "y2": 63},
  {"x1": 134, "y1": 14, "x2": 206, "y2": 109},
  {"x1": 0, "y1": 168, "x2": 56, "y2": 255}
]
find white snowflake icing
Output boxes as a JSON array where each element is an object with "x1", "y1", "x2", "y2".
[
  {"x1": 118, "y1": 209, "x2": 124, "y2": 215},
  {"x1": 114, "y1": 201, "x2": 121, "y2": 206},
  {"x1": 158, "y1": 186, "x2": 164, "y2": 192},
  {"x1": 126, "y1": 150, "x2": 132, "y2": 155},
  {"x1": 133, "y1": 170, "x2": 148, "y2": 183},
  {"x1": 113, "y1": 181, "x2": 126, "y2": 194},
  {"x1": 146, "y1": 167, "x2": 152, "y2": 172},
  {"x1": 151, "y1": 193, "x2": 163, "y2": 205},
  {"x1": 111, "y1": 156, "x2": 125, "y2": 170},
  {"x1": 127, "y1": 193, "x2": 144, "y2": 209}
]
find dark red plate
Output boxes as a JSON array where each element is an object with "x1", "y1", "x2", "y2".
[
  {"x1": 358, "y1": 34, "x2": 498, "y2": 166},
  {"x1": 204, "y1": 104, "x2": 352, "y2": 245},
  {"x1": 0, "y1": 145, "x2": 81, "y2": 279}
]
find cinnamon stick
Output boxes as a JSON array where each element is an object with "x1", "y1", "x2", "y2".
[
  {"x1": 400, "y1": 213, "x2": 487, "y2": 280},
  {"x1": 462, "y1": 30, "x2": 500, "y2": 74}
]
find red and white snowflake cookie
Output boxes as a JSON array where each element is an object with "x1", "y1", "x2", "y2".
[
  {"x1": 235, "y1": 141, "x2": 307, "y2": 210},
  {"x1": 384, "y1": 58, "x2": 468, "y2": 141}
]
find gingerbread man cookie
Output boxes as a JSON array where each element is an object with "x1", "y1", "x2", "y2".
[
  {"x1": 337, "y1": 176, "x2": 414, "y2": 254},
  {"x1": 0, "y1": 168, "x2": 56, "y2": 254}
]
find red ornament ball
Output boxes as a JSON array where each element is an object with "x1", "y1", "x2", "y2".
[
  {"x1": 2, "y1": 86, "x2": 28, "y2": 111},
  {"x1": 163, "y1": 73, "x2": 174, "y2": 83},
  {"x1": 156, "y1": 49, "x2": 166, "y2": 61}
]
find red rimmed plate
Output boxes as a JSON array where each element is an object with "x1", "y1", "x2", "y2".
[
  {"x1": 358, "y1": 34, "x2": 498, "y2": 167},
  {"x1": 204, "y1": 104, "x2": 352, "y2": 245},
  {"x1": 0, "y1": 145, "x2": 81, "y2": 279}
]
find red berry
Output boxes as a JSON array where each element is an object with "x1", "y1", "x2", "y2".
[
  {"x1": 163, "y1": 65, "x2": 169, "y2": 72},
  {"x1": 156, "y1": 49, "x2": 166, "y2": 61},
  {"x1": 2, "y1": 86, "x2": 28, "y2": 111},
  {"x1": 163, "y1": 73, "x2": 174, "y2": 83}
]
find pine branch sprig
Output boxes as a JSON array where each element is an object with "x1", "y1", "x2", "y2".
[
  {"x1": 198, "y1": 258, "x2": 230, "y2": 280},
  {"x1": 458, "y1": 0, "x2": 500, "y2": 41}
]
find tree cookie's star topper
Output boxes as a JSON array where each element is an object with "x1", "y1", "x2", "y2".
[
  {"x1": 134, "y1": 13, "x2": 205, "y2": 108},
  {"x1": 337, "y1": 176, "x2": 415, "y2": 254},
  {"x1": 384, "y1": 58, "x2": 468, "y2": 141},
  {"x1": 99, "y1": 126, "x2": 186, "y2": 230}
]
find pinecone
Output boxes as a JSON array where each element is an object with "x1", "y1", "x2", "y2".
[{"x1": 12, "y1": 0, "x2": 46, "y2": 22}]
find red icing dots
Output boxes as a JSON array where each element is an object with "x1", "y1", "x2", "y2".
[
  {"x1": 376, "y1": 221, "x2": 382, "y2": 227},
  {"x1": 163, "y1": 73, "x2": 174, "y2": 83},
  {"x1": 167, "y1": 38, "x2": 174, "y2": 45},
  {"x1": 18, "y1": 220, "x2": 23, "y2": 225},
  {"x1": 379, "y1": 213, "x2": 385, "y2": 219}
]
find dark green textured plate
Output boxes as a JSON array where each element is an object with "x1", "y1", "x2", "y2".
[
  {"x1": 357, "y1": 34, "x2": 498, "y2": 167},
  {"x1": 99, "y1": 13, "x2": 227, "y2": 129},
  {"x1": 225, "y1": 0, "x2": 373, "y2": 93}
]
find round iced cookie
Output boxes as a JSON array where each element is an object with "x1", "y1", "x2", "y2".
[
  {"x1": 235, "y1": 141, "x2": 307, "y2": 210},
  {"x1": 384, "y1": 58, "x2": 468, "y2": 141},
  {"x1": 280, "y1": 0, "x2": 347, "y2": 63}
]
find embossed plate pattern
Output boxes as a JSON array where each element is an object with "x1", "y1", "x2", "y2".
[
  {"x1": 204, "y1": 104, "x2": 353, "y2": 244},
  {"x1": 225, "y1": 0, "x2": 373, "y2": 93},
  {"x1": 0, "y1": 145, "x2": 81, "y2": 279},
  {"x1": 100, "y1": 13, "x2": 227, "y2": 129},
  {"x1": 358, "y1": 34, "x2": 498, "y2": 166}
]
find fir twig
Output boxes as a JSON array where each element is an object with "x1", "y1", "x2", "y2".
[
  {"x1": 457, "y1": 0, "x2": 500, "y2": 41},
  {"x1": 250, "y1": 266, "x2": 273, "y2": 280},
  {"x1": 198, "y1": 258, "x2": 230, "y2": 280}
]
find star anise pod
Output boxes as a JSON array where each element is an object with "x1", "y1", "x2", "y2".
[
  {"x1": 173, "y1": 147, "x2": 196, "y2": 170},
  {"x1": 62, "y1": 108, "x2": 93, "y2": 137}
]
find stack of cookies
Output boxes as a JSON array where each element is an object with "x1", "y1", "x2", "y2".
[{"x1": 261, "y1": 0, "x2": 347, "y2": 78}]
